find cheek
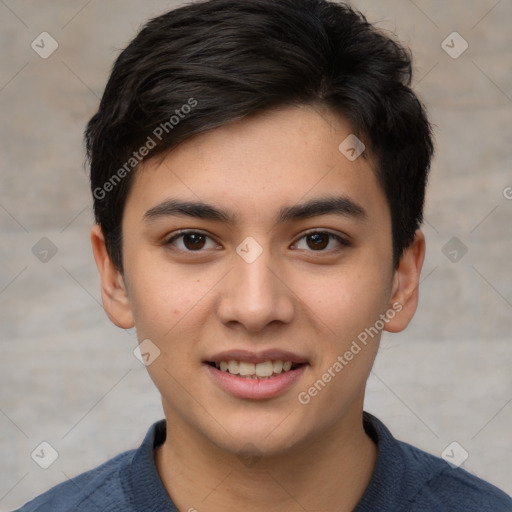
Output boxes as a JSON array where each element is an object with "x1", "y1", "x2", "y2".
[
  {"x1": 125, "y1": 253, "x2": 222, "y2": 355},
  {"x1": 302, "y1": 263, "x2": 392, "y2": 342},
  {"x1": 295, "y1": 267, "x2": 388, "y2": 421},
  {"x1": 130, "y1": 280, "x2": 180, "y2": 330},
  {"x1": 123, "y1": 255, "x2": 189, "y2": 339}
]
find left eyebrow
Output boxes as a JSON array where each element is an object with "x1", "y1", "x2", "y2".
[
  {"x1": 278, "y1": 196, "x2": 367, "y2": 223},
  {"x1": 142, "y1": 196, "x2": 368, "y2": 224}
]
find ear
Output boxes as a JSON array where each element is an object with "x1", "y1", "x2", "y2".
[
  {"x1": 384, "y1": 230, "x2": 426, "y2": 333},
  {"x1": 90, "y1": 224, "x2": 135, "y2": 329}
]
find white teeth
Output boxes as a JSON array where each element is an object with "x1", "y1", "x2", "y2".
[
  {"x1": 215, "y1": 359, "x2": 296, "y2": 377},
  {"x1": 239, "y1": 361, "x2": 255, "y2": 376},
  {"x1": 228, "y1": 360, "x2": 240, "y2": 375},
  {"x1": 273, "y1": 361, "x2": 283, "y2": 374},
  {"x1": 255, "y1": 361, "x2": 274, "y2": 377}
]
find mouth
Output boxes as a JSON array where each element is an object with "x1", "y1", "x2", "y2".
[
  {"x1": 203, "y1": 350, "x2": 309, "y2": 400},
  {"x1": 206, "y1": 359, "x2": 306, "y2": 379}
]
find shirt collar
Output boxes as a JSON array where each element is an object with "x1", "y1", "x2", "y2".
[
  {"x1": 128, "y1": 418, "x2": 178, "y2": 511},
  {"x1": 128, "y1": 412, "x2": 406, "y2": 511},
  {"x1": 353, "y1": 412, "x2": 407, "y2": 511}
]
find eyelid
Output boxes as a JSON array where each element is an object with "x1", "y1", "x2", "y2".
[{"x1": 166, "y1": 228, "x2": 210, "y2": 239}]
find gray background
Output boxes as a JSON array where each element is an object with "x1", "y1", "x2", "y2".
[{"x1": 1, "y1": 0, "x2": 511, "y2": 509}]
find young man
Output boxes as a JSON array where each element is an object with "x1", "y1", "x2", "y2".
[{"x1": 15, "y1": 0, "x2": 512, "y2": 510}]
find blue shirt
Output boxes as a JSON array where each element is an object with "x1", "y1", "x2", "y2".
[{"x1": 13, "y1": 412, "x2": 512, "y2": 511}]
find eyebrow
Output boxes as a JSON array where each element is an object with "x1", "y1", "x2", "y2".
[{"x1": 143, "y1": 196, "x2": 368, "y2": 224}]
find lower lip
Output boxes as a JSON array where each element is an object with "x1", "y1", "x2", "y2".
[{"x1": 205, "y1": 364, "x2": 307, "y2": 400}]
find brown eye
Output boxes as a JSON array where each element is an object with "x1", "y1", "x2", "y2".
[
  {"x1": 294, "y1": 231, "x2": 349, "y2": 252},
  {"x1": 306, "y1": 233, "x2": 329, "y2": 250},
  {"x1": 182, "y1": 233, "x2": 206, "y2": 250},
  {"x1": 166, "y1": 231, "x2": 219, "y2": 251}
]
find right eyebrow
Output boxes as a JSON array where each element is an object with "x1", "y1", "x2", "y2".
[{"x1": 143, "y1": 199, "x2": 236, "y2": 224}]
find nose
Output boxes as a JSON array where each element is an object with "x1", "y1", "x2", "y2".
[{"x1": 216, "y1": 245, "x2": 295, "y2": 333}]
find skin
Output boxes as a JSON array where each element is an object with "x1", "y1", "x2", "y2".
[{"x1": 91, "y1": 105, "x2": 425, "y2": 512}]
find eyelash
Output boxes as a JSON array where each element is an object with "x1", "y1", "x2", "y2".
[{"x1": 164, "y1": 229, "x2": 350, "y2": 253}]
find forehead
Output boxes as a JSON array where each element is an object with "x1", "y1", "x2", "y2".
[{"x1": 126, "y1": 105, "x2": 388, "y2": 227}]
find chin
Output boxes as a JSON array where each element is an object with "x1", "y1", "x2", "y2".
[{"x1": 204, "y1": 411, "x2": 316, "y2": 458}]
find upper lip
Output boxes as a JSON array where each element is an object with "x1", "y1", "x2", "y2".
[{"x1": 205, "y1": 349, "x2": 309, "y2": 365}]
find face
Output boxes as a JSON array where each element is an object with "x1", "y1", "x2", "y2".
[{"x1": 92, "y1": 105, "x2": 424, "y2": 457}]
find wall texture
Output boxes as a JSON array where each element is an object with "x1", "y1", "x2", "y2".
[{"x1": 0, "y1": 0, "x2": 511, "y2": 508}]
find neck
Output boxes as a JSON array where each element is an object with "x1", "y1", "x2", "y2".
[{"x1": 154, "y1": 408, "x2": 378, "y2": 512}]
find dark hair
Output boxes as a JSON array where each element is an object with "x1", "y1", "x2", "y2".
[{"x1": 85, "y1": 0, "x2": 434, "y2": 271}]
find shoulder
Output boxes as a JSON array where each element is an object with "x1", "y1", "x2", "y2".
[
  {"x1": 13, "y1": 419, "x2": 168, "y2": 512},
  {"x1": 13, "y1": 449, "x2": 136, "y2": 511},
  {"x1": 397, "y1": 439, "x2": 512, "y2": 512},
  {"x1": 360, "y1": 413, "x2": 512, "y2": 512}
]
